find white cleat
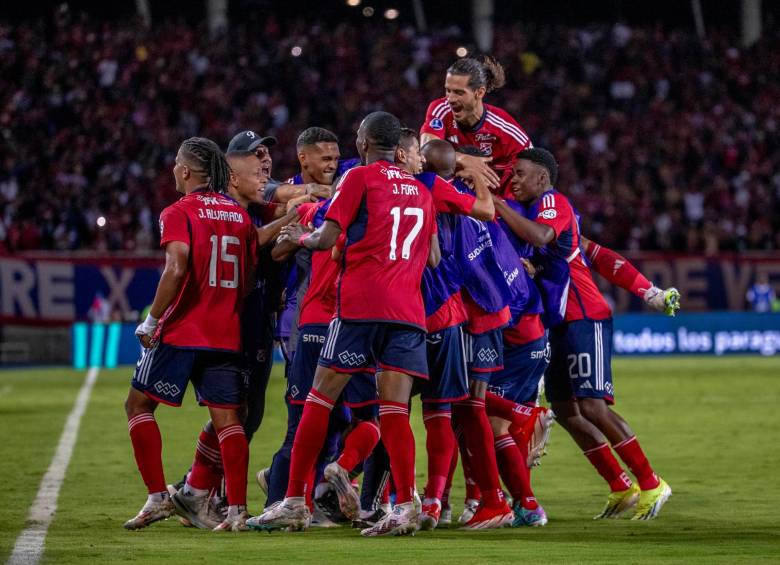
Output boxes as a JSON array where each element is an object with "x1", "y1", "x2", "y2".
[
  {"x1": 246, "y1": 499, "x2": 311, "y2": 532},
  {"x1": 213, "y1": 507, "x2": 250, "y2": 532},
  {"x1": 310, "y1": 502, "x2": 340, "y2": 528},
  {"x1": 255, "y1": 468, "x2": 270, "y2": 497},
  {"x1": 171, "y1": 489, "x2": 220, "y2": 530},
  {"x1": 528, "y1": 408, "x2": 555, "y2": 467},
  {"x1": 323, "y1": 462, "x2": 360, "y2": 521},
  {"x1": 457, "y1": 498, "x2": 480, "y2": 525},
  {"x1": 361, "y1": 503, "x2": 418, "y2": 537},
  {"x1": 123, "y1": 495, "x2": 175, "y2": 530}
]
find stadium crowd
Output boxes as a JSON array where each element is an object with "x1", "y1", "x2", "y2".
[{"x1": 1, "y1": 10, "x2": 779, "y2": 254}]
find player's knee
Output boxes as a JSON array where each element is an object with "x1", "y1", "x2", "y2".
[
  {"x1": 124, "y1": 388, "x2": 154, "y2": 418},
  {"x1": 578, "y1": 398, "x2": 608, "y2": 423},
  {"x1": 489, "y1": 416, "x2": 509, "y2": 436},
  {"x1": 469, "y1": 379, "x2": 487, "y2": 398}
]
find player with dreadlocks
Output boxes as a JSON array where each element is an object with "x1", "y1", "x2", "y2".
[{"x1": 124, "y1": 137, "x2": 259, "y2": 532}]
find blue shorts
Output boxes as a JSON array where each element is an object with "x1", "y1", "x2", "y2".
[
  {"x1": 545, "y1": 319, "x2": 614, "y2": 405},
  {"x1": 291, "y1": 324, "x2": 378, "y2": 407},
  {"x1": 421, "y1": 325, "x2": 469, "y2": 403},
  {"x1": 131, "y1": 343, "x2": 246, "y2": 408},
  {"x1": 488, "y1": 335, "x2": 549, "y2": 405},
  {"x1": 465, "y1": 328, "x2": 504, "y2": 383},
  {"x1": 319, "y1": 319, "x2": 428, "y2": 380}
]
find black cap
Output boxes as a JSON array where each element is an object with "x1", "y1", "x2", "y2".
[{"x1": 226, "y1": 130, "x2": 277, "y2": 154}]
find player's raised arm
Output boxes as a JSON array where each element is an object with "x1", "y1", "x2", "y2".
[
  {"x1": 581, "y1": 236, "x2": 680, "y2": 315},
  {"x1": 427, "y1": 232, "x2": 441, "y2": 268},
  {"x1": 493, "y1": 195, "x2": 554, "y2": 247}
]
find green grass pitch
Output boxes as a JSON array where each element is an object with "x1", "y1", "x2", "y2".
[{"x1": 1, "y1": 357, "x2": 779, "y2": 563}]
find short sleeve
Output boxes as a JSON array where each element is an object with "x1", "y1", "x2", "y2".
[
  {"x1": 419, "y1": 99, "x2": 448, "y2": 139},
  {"x1": 535, "y1": 192, "x2": 571, "y2": 240},
  {"x1": 159, "y1": 206, "x2": 190, "y2": 247},
  {"x1": 324, "y1": 167, "x2": 366, "y2": 229},
  {"x1": 431, "y1": 175, "x2": 476, "y2": 215}
]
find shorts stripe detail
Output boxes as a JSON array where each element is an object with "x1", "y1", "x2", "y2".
[
  {"x1": 322, "y1": 319, "x2": 341, "y2": 360},
  {"x1": 216, "y1": 425, "x2": 245, "y2": 443},
  {"x1": 595, "y1": 322, "x2": 603, "y2": 391},
  {"x1": 458, "y1": 327, "x2": 469, "y2": 374},
  {"x1": 127, "y1": 413, "x2": 156, "y2": 432}
]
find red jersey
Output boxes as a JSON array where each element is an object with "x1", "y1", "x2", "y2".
[
  {"x1": 462, "y1": 291, "x2": 511, "y2": 334},
  {"x1": 298, "y1": 200, "x2": 341, "y2": 326},
  {"x1": 324, "y1": 161, "x2": 437, "y2": 330},
  {"x1": 535, "y1": 190, "x2": 611, "y2": 322},
  {"x1": 158, "y1": 190, "x2": 258, "y2": 351},
  {"x1": 420, "y1": 98, "x2": 532, "y2": 197},
  {"x1": 503, "y1": 313, "x2": 545, "y2": 346}
]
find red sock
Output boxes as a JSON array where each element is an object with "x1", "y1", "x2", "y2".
[
  {"x1": 584, "y1": 443, "x2": 633, "y2": 492},
  {"x1": 453, "y1": 412, "x2": 481, "y2": 502},
  {"x1": 613, "y1": 436, "x2": 660, "y2": 490},
  {"x1": 128, "y1": 413, "x2": 166, "y2": 494},
  {"x1": 454, "y1": 398, "x2": 504, "y2": 508},
  {"x1": 287, "y1": 389, "x2": 335, "y2": 498},
  {"x1": 379, "y1": 401, "x2": 416, "y2": 504},
  {"x1": 337, "y1": 420, "x2": 381, "y2": 472},
  {"x1": 494, "y1": 434, "x2": 537, "y2": 510},
  {"x1": 485, "y1": 391, "x2": 534, "y2": 427},
  {"x1": 442, "y1": 439, "x2": 459, "y2": 506},
  {"x1": 187, "y1": 424, "x2": 223, "y2": 492},
  {"x1": 422, "y1": 409, "x2": 455, "y2": 500},
  {"x1": 216, "y1": 424, "x2": 248, "y2": 507},
  {"x1": 585, "y1": 243, "x2": 652, "y2": 298}
]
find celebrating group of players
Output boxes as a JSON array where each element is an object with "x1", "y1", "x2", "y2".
[{"x1": 123, "y1": 55, "x2": 680, "y2": 536}]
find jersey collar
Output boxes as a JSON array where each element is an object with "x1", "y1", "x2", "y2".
[{"x1": 459, "y1": 107, "x2": 488, "y2": 133}]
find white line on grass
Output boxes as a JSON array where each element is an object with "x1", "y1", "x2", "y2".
[{"x1": 7, "y1": 367, "x2": 99, "y2": 565}]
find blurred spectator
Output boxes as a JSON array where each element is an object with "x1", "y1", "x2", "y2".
[
  {"x1": 1, "y1": 10, "x2": 779, "y2": 253},
  {"x1": 746, "y1": 274, "x2": 777, "y2": 313}
]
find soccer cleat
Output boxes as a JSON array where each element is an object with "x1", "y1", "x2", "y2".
[
  {"x1": 123, "y1": 495, "x2": 175, "y2": 530},
  {"x1": 528, "y1": 407, "x2": 555, "y2": 467},
  {"x1": 594, "y1": 483, "x2": 640, "y2": 519},
  {"x1": 439, "y1": 503, "x2": 452, "y2": 525},
  {"x1": 361, "y1": 503, "x2": 418, "y2": 537},
  {"x1": 323, "y1": 462, "x2": 360, "y2": 521},
  {"x1": 512, "y1": 503, "x2": 548, "y2": 527},
  {"x1": 213, "y1": 507, "x2": 250, "y2": 532},
  {"x1": 314, "y1": 486, "x2": 347, "y2": 523},
  {"x1": 246, "y1": 499, "x2": 311, "y2": 532},
  {"x1": 352, "y1": 507, "x2": 388, "y2": 529},
  {"x1": 310, "y1": 502, "x2": 340, "y2": 528},
  {"x1": 457, "y1": 498, "x2": 480, "y2": 525},
  {"x1": 171, "y1": 489, "x2": 220, "y2": 530},
  {"x1": 644, "y1": 286, "x2": 681, "y2": 316},
  {"x1": 255, "y1": 468, "x2": 270, "y2": 497},
  {"x1": 460, "y1": 502, "x2": 514, "y2": 530},
  {"x1": 631, "y1": 478, "x2": 672, "y2": 521},
  {"x1": 418, "y1": 499, "x2": 442, "y2": 531}
]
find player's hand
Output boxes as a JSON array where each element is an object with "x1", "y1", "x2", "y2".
[
  {"x1": 135, "y1": 314, "x2": 159, "y2": 349},
  {"x1": 305, "y1": 183, "x2": 332, "y2": 199},
  {"x1": 521, "y1": 258, "x2": 537, "y2": 278},
  {"x1": 286, "y1": 193, "x2": 317, "y2": 212},
  {"x1": 644, "y1": 286, "x2": 681, "y2": 316},
  {"x1": 456, "y1": 154, "x2": 500, "y2": 189},
  {"x1": 280, "y1": 222, "x2": 312, "y2": 246}
]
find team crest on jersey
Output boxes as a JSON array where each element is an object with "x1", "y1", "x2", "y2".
[
  {"x1": 479, "y1": 142, "x2": 493, "y2": 156},
  {"x1": 429, "y1": 118, "x2": 444, "y2": 130},
  {"x1": 540, "y1": 209, "x2": 557, "y2": 220}
]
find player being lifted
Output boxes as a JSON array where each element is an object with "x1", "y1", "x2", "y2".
[
  {"x1": 420, "y1": 55, "x2": 532, "y2": 197},
  {"x1": 250, "y1": 112, "x2": 439, "y2": 537},
  {"x1": 495, "y1": 147, "x2": 678, "y2": 521},
  {"x1": 124, "y1": 137, "x2": 258, "y2": 532}
]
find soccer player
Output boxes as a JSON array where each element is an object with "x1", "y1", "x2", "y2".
[
  {"x1": 168, "y1": 141, "x2": 300, "y2": 530},
  {"x1": 249, "y1": 111, "x2": 439, "y2": 537},
  {"x1": 495, "y1": 147, "x2": 673, "y2": 520},
  {"x1": 123, "y1": 137, "x2": 258, "y2": 531},
  {"x1": 420, "y1": 55, "x2": 532, "y2": 197}
]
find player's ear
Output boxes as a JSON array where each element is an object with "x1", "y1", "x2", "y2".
[{"x1": 474, "y1": 85, "x2": 487, "y2": 101}]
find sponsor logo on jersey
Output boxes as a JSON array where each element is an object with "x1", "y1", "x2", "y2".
[
  {"x1": 540, "y1": 209, "x2": 557, "y2": 220},
  {"x1": 474, "y1": 133, "x2": 495, "y2": 141},
  {"x1": 429, "y1": 118, "x2": 444, "y2": 130}
]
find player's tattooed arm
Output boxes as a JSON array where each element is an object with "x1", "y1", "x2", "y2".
[
  {"x1": 280, "y1": 218, "x2": 341, "y2": 252},
  {"x1": 492, "y1": 196, "x2": 555, "y2": 247},
  {"x1": 136, "y1": 241, "x2": 189, "y2": 348},
  {"x1": 271, "y1": 183, "x2": 332, "y2": 203}
]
